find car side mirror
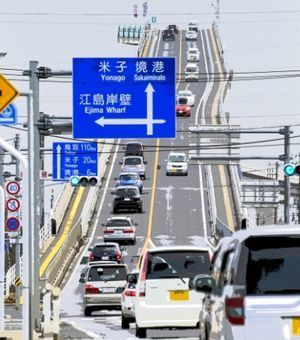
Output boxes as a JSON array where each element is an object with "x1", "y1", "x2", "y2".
[
  {"x1": 114, "y1": 177, "x2": 118, "y2": 180},
  {"x1": 144, "y1": 161, "x2": 148, "y2": 164},
  {"x1": 135, "y1": 223, "x2": 138, "y2": 226},
  {"x1": 111, "y1": 190, "x2": 115, "y2": 195},
  {"x1": 189, "y1": 274, "x2": 216, "y2": 294},
  {"x1": 88, "y1": 247, "x2": 92, "y2": 252},
  {"x1": 101, "y1": 223, "x2": 105, "y2": 226},
  {"x1": 80, "y1": 272, "x2": 85, "y2": 278},
  {"x1": 127, "y1": 273, "x2": 137, "y2": 284},
  {"x1": 120, "y1": 246, "x2": 125, "y2": 251},
  {"x1": 119, "y1": 161, "x2": 122, "y2": 165},
  {"x1": 164, "y1": 159, "x2": 168, "y2": 162},
  {"x1": 79, "y1": 277, "x2": 86, "y2": 283}
]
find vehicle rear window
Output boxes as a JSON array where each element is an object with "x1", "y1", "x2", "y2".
[
  {"x1": 87, "y1": 266, "x2": 127, "y2": 281},
  {"x1": 146, "y1": 251, "x2": 210, "y2": 280},
  {"x1": 177, "y1": 97, "x2": 188, "y2": 105},
  {"x1": 93, "y1": 245, "x2": 117, "y2": 256},
  {"x1": 106, "y1": 219, "x2": 131, "y2": 227},
  {"x1": 186, "y1": 67, "x2": 198, "y2": 73},
  {"x1": 124, "y1": 158, "x2": 142, "y2": 165},
  {"x1": 120, "y1": 174, "x2": 138, "y2": 181},
  {"x1": 245, "y1": 236, "x2": 300, "y2": 295},
  {"x1": 116, "y1": 188, "x2": 138, "y2": 197}
]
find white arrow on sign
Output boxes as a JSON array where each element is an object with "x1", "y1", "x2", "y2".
[
  {"x1": 56, "y1": 144, "x2": 61, "y2": 179},
  {"x1": 95, "y1": 83, "x2": 166, "y2": 136}
]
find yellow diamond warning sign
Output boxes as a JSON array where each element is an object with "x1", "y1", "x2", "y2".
[{"x1": 0, "y1": 74, "x2": 19, "y2": 113}]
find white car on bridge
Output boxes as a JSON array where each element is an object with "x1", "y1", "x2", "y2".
[{"x1": 177, "y1": 90, "x2": 195, "y2": 106}]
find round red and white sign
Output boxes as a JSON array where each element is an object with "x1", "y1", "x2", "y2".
[
  {"x1": 6, "y1": 181, "x2": 20, "y2": 196},
  {"x1": 6, "y1": 197, "x2": 20, "y2": 212}
]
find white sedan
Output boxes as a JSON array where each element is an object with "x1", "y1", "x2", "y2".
[
  {"x1": 177, "y1": 90, "x2": 195, "y2": 106},
  {"x1": 187, "y1": 47, "x2": 200, "y2": 62},
  {"x1": 185, "y1": 30, "x2": 197, "y2": 40}
]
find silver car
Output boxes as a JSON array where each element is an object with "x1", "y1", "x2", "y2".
[
  {"x1": 120, "y1": 156, "x2": 146, "y2": 179},
  {"x1": 80, "y1": 263, "x2": 128, "y2": 316},
  {"x1": 102, "y1": 216, "x2": 137, "y2": 244}
]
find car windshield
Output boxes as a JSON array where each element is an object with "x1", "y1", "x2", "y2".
[
  {"x1": 177, "y1": 97, "x2": 188, "y2": 105},
  {"x1": 116, "y1": 188, "x2": 138, "y2": 197},
  {"x1": 106, "y1": 219, "x2": 131, "y2": 227},
  {"x1": 120, "y1": 174, "x2": 138, "y2": 181},
  {"x1": 189, "y1": 50, "x2": 198, "y2": 54},
  {"x1": 124, "y1": 158, "x2": 142, "y2": 165},
  {"x1": 169, "y1": 154, "x2": 186, "y2": 162},
  {"x1": 93, "y1": 245, "x2": 117, "y2": 256},
  {"x1": 244, "y1": 236, "x2": 300, "y2": 295},
  {"x1": 186, "y1": 67, "x2": 197, "y2": 72},
  {"x1": 87, "y1": 266, "x2": 127, "y2": 282},
  {"x1": 146, "y1": 251, "x2": 210, "y2": 280},
  {"x1": 178, "y1": 91, "x2": 191, "y2": 97}
]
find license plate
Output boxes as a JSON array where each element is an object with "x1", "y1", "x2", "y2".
[
  {"x1": 124, "y1": 198, "x2": 130, "y2": 201},
  {"x1": 115, "y1": 230, "x2": 123, "y2": 234},
  {"x1": 292, "y1": 318, "x2": 300, "y2": 335},
  {"x1": 103, "y1": 287, "x2": 115, "y2": 293},
  {"x1": 169, "y1": 290, "x2": 189, "y2": 301},
  {"x1": 102, "y1": 256, "x2": 109, "y2": 260},
  {"x1": 171, "y1": 169, "x2": 177, "y2": 172}
]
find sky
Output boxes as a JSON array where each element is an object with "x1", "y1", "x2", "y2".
[{"x1": 0, "y1": 0, "x2": 300, "y2": 212}]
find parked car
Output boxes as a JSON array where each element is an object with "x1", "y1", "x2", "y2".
[
  {"x1": 176, "y1": 97, "x2": 191, "y2": 117},
  {"x1": 112, "y1": 186, "x2": 143, "y2": 213},
  {"x1": 188, "y1": 20, "x2": 198, "y2": 32},
  {"x1": 124, "y1": 142, "x2": 144, "y2": 158},
  {"x1": 121, "y1": 270, "x2": 139, "y2": 329},
  {"x1": 166, "y1": 152, "x2": 188, "y2": 176},
  {"x1": 88, "y1": 242, "x2": 124, "y2": 263},
  {"x1": 134, "y1": 245, "x2": 212, "y2": 338},
  {"x1": 167, "y1": 24, "x2": 179, "y2": 34},
  {"x1": 187, "y1": 47, "x2": 200, "y2": 62},
  {"x1": 184, "y1": 63, "x2": 200, "y2": 81},
  {"x1": 79, "y1": 263, "x2": 128, "y2": 316},
  {"x1": 102, "y1": 216, "x2": 137, "y2": 245},
  {"x1": 191, "y1": 225, "x2": 300, "y2": 340},
  {"x1": 177, "y1": 90, "x2": 195, "y2": 106},
  {"x1": 115, "y1": 172, "x2": 143, "y2": 193},
  {"x1": 185, "y1": 30, "x2": 197, "y2": 41},
  {"x1": 120, "y1": 156, "x2": 146, "y2": 179},
  {"x1": 162, "y1": 29, "x2": 175, "y2": 41}
]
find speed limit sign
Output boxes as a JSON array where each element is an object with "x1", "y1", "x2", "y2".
[{"x1": 6, "y1": 181, "x2": 20, "y2": 196}]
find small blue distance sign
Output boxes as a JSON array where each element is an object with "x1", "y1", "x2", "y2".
[
  {"x1": 52, "y1": 142, "x2": 98, "y2": 181},
  {"x1": 0, "y1": 103, "x2": 17, "y2": 124},
  {"x1": 73, "y1": 57, "x2": 176, "y2": 139}
]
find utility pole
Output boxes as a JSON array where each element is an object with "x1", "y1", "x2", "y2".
[
  {"x1": 274, "y1": 161, "x2": 279, "y2": 224},
  {"x1": 14, "y1": 134, "x2": 21, "y2": 309},
  {"x1": 282, "y1": 126, "x2": 291, "y2": 224}
]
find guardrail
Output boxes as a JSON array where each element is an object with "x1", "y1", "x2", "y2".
[
  {"x1": 5, "y1": 141, "x2": 114, "y2": 295},
  {"x1": 42, "y1": 141, "x2": 113, "y2": 286},
  {"x1": 204, "y1": 165, "x2": 217, "y2": 237}
]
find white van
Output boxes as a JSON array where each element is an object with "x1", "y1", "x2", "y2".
[
  {"x1": 133, "y1": 245, "x2": 212, "y2": 338},
  {"x1": 184, "y1": 63, "x2": 200, "y2": 81}
]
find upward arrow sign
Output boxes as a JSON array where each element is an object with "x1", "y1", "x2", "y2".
[
  {"x1": 56, "y1": 144, "x2": 62, "y2": 180},
  {"x1": 145, "y1": 83, "x2": 155, "y2": 135}
]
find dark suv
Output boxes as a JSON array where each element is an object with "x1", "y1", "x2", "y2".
[
  {"x1": 113, "y1": 186, "x2": 142, "y2": 213},
  {"x1": 88, "y1": 242, "x2": 124, "y2": 263},
  {"x1": 124, "y1": 142, "x2": 144, "y2": 158},
  {"x1": 162, "y1": 29, "x2": 175, "y2": 41}
]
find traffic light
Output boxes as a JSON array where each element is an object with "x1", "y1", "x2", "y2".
[
  {"x1": 70, "y1": 176, "x2": 98, "y2": 187},
  {"x1": 283, "y1": 164, "x2": 300, "y2": 176}
]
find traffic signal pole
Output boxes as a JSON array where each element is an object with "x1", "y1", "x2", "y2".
[{"x1": 283, "y1": 126, "x2": 291, "y2": 224}]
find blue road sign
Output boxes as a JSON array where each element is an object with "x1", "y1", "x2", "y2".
[
  {"x1": 0, "y1": 103, "x2": 17, "y2": 125},
  {"x1": 73, "y1": 57, "x2": 176, "y2": 139},
  {"x1": 6, "y1": 217, "x2": 20, "y2": 232},
  {"x1": 52, "y1": 142, "x2": 98, "y2": 181}
]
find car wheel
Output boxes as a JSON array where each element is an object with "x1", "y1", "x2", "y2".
[
  {"x1": 84, "y1": 307, "x2": 91, "y2": 317},
  {"x1": 136, "y1": 326, "x2": 147, "y2": 338},
  {"x1": 121, "y1": 315, "x2": 130, "y2": 329},
  {"x1": 113, "y1": 207, "x2": 118, "y2": 213},
  {"x1": 138, "y1": 207, "x2": 142, "y2": 213},
  {"x1": 185, "y1": 172, "x2": 188, "y2": 176},
  {"x1": 166, "y1": 172, "x2": 169, "y2": 176},
  {"x1": 132, "y1": 238, "x2": 136, "y2": 245}
]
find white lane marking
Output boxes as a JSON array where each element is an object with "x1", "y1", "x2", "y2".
[
  {"x1": 61, "y1": 319, "x2": 99, "y2": 339},
  {"x1": 165, "y1": 186, "x2": 174, "y2": 226}
]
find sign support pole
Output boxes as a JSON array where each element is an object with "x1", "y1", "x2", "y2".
[{"x1": 0, "y1": 186, "x2": 5, "y2": 331}]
